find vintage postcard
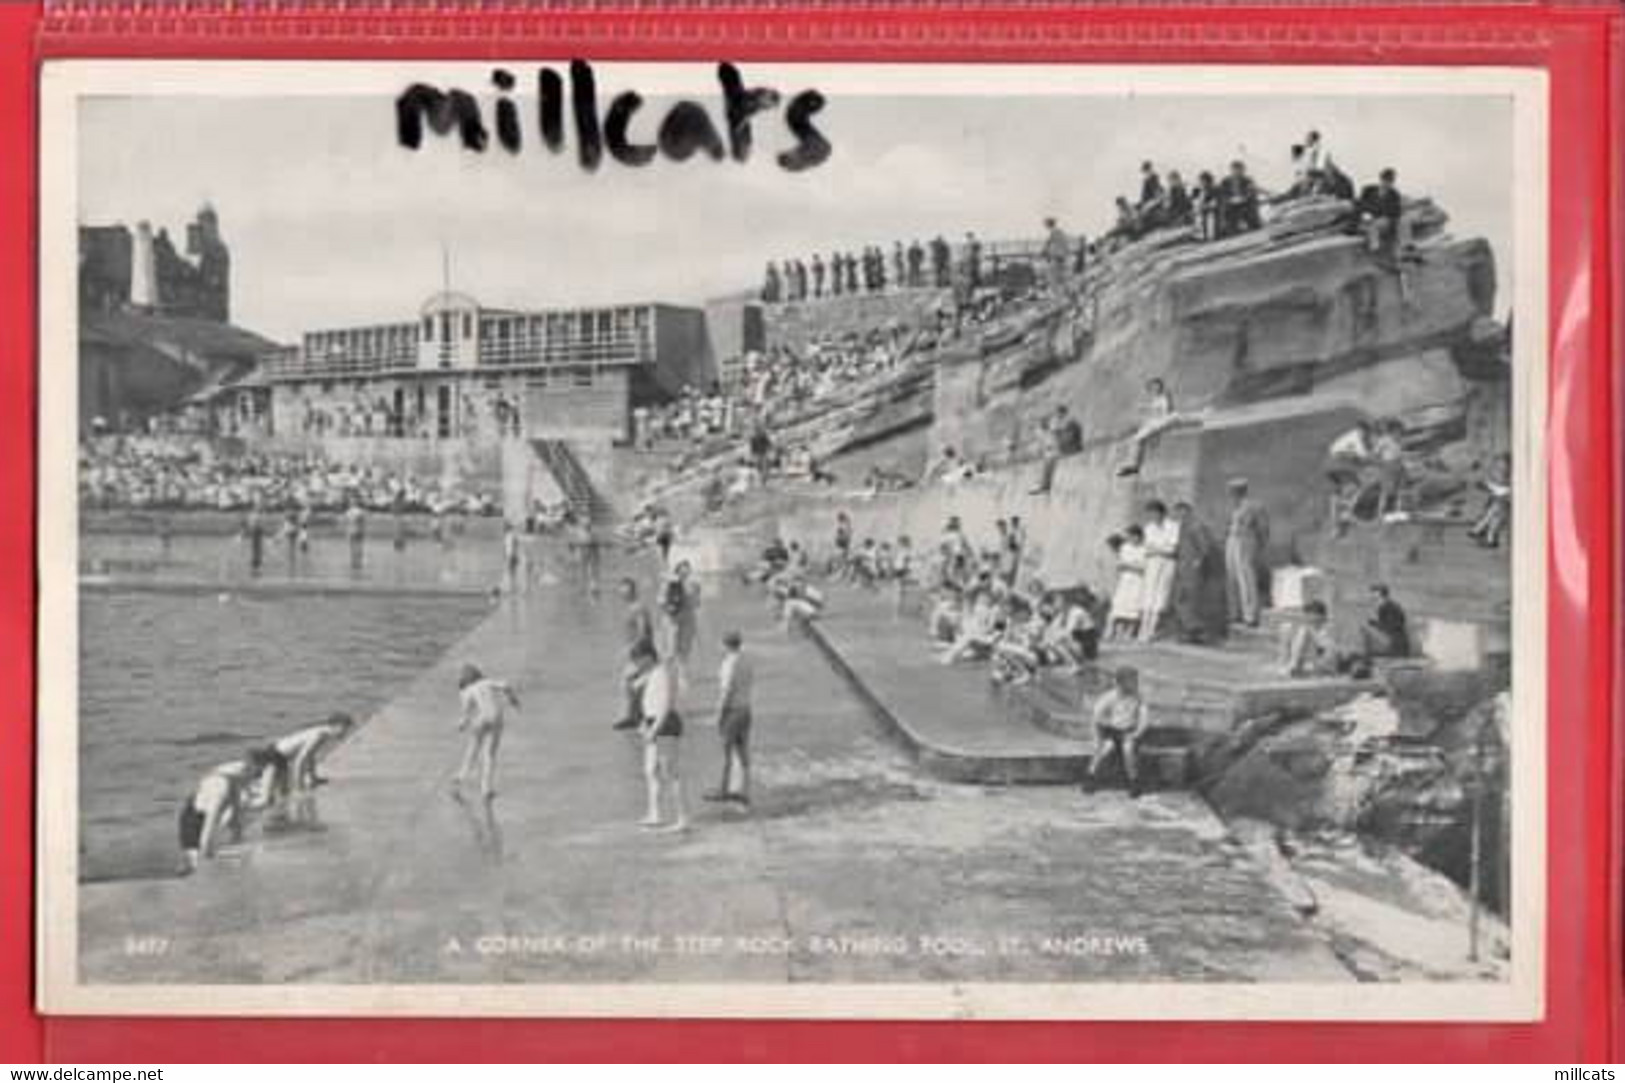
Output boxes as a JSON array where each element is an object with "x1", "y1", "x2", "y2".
[{"x1": 37, "y1": 60, "x2": 1547, "y2": 1018}]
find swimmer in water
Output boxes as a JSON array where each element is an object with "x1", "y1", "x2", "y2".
[
  {"x1": 177, "y1": 747, "x2": 279, "y2": 870},
  {"x1": 452, "y1": 663, "x2": 521, "y2": 801},
  {"x1": 271, "y1": 712, "x2": 355, "y2": 791}
]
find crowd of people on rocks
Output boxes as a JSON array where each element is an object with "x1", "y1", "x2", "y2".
[
  {"x1": 79, "y1": 435, "x2": 498, "y2": 515},
  {"x1": 1098, "y1": 129, "x2": 1416, "y2": 261}
]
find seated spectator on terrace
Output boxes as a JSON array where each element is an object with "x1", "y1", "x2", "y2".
[
  {"x1": 924, "y1": 445, "x2": 963, "y2": 486},
  {"x1": 1282, "y1": 600, "x2": 1361, "y2": 678},
  {"x1": 1104, "y1": 197, "x2": 1141, "y2": 250},
  {"x1": 938, "y1": 584, "x2": 1004, "y2": 666},
  {"x1": 1359, "y1": 583, "x2": 1412, "y2": 661},
  {"x1": 928, "y1": 583, "x2": 965, "y2": 644},
  {"x1": 1116, "y1": 377, "x2": 1179, "y2": 477},
  {"x1": 990, "y1": 599, "x2": 1047, "y2": 686},
  {"x1": 1030, "y1": 403, "x2": 1084, "y2": 495},
  {"x1": 776, "y1": 576, "x2": 826, "y2": 629},
  {"x1": 1044, "y1": 588, "x2": 1101, "y2": 672}
]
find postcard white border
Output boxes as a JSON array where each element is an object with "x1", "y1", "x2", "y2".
[{"x1": 37, "y1": 59, "x2": 1549, "y2": 1021}]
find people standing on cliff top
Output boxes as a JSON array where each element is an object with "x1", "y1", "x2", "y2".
[
  {"x1": 1042, "y1": 217, "x2": 1071, "y2": 293},
  {"x1": 1117, "y1": 377, "x2": 1178, "y2": 477},
  {"x1": 1137, "y1": 161, "x2": 1165, "y2": 224},
  {"x1": 1105, "y1": 528, "x2": 1147, "y2": 641},
  {"x1": 1138, "y1": 500, "x2": 1180, "y2": 642},
  {"x1": 1084, "y1": 665, "x2": 1150, "y2": 798},
  {"x1": 810, "y1": 253, "x2": 826, "y2": 299},
  {"x1": 1359, "y1": 583, "x2": 1412, "y2": 661},
  {"x1": 452, "y1": 662, "x2": 520, "y2": 802},
  {"x1": 636, "y1": 646, "x2": 689, "y2": 833},
  {"x1": 1194, "y1": 171, "x2": 1220, "y2": 240},
  {"x1": 1170, "y1": 500, "x2": 1229, "y2": 645},
  {"x1": 1217, "y1": 159, "x2": 1262, "y2": 237},
  {"x1": 1224, "y1": 478, "x2": 1271, "y2": 628},
  {"x1": 1303, "y1": 130, "x2": 1334, "y2": 193},
  {"x1": 963, "y1": 231, "x2": 983, "y2": 291},
  {"x1": 844, "y1": 250, "x2": 860, "y2": 294},
  {"x1": 705, "y1": 630, "x2": 755, "y2": 807},
  {"x1": 1165, "y1": 171, "x2": 1194, "y2": 229},
  {"x1": 613, "y1": 578, "x2": 657, "y2": 731},
  {"x1": 906, "y1": 239, "x2": 925, "y2": 288},
  {"x1": 890, "y1": 241, "x2": 906, "y2": 290},
  {"x1": 929, "y1": 235, "x2": 952, "y2": 289},
  {"x1": 761, "y1": 261, "x2": 781, "y2": 303}
]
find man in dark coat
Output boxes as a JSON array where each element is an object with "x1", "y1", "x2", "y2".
[
  {"x1": 1217, "y1": 159, "x2": 1262, "y2": 237},
  {"x1": 1171, "y1": 500, "x2": 1229, "y2": 644}
]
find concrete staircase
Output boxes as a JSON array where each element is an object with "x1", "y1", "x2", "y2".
[{"x1": 534, "y1": 438, "x2": 614, "y2": 524}]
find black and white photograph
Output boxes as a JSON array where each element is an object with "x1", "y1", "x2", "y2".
[{"x1": 37, "y1": 61, "x2": 1546, "y2": 1019}]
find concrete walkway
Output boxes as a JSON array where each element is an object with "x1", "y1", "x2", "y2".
[{"x1": 80, "y1": 566, "x2": 1352, "y2": 987}]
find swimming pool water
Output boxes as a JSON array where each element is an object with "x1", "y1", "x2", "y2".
[{"x1": 78, "y1": 586, "x2": 492, "y2": 879}]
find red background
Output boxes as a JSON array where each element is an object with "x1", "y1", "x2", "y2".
[{"x1": 1, "y1": 0, "x2": 1617, "y2": 1063}]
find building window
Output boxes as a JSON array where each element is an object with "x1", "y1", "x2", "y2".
[
  {"x1": 463, "y1": 312, "x2": 473, "y2": 339},
  {"x1": 424, "y1": 315, "x2": 434, "y2": 340},
  {"x1": 437, "y1": 385, "x2": 453, "y2": 439},
  {"x1": 572, "y1": 368, "x2": 593, "y2": 388}
]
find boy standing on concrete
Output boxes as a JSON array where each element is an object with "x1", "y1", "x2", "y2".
[
  {"x1": 636, "y1": 646, "x2": 689, "y2": 833},
  {"x1": 453, "y1": 662, "x2": 520, "y2": 801},
  {"x1": 705, "y1": 630, "x2": 755, "y2": 807}
]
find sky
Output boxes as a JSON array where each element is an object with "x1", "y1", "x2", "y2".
[{"x1": 77, "y1": 66, "x2": 1516, "y2": 343}]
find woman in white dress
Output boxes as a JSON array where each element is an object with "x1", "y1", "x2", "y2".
[
  {"x1": 1139, "y1": 500, "x2": 1181, "y2": 642},
  {"x1": 1105, "y1": 527, "x2": 1148, "y2": 640}
]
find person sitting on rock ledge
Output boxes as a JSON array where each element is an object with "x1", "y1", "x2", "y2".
[
  {"x1": 1084, "y1": 665, "x2": 1150, "y2": 798},
  {"x1": 1359, "y1": 584, "x2": 1412, "y2": 661},
  {"x1": 1357, "y1": 167, "x2": 1407, "y2": 256},
  {"x1": 1217, "y1": 159, "x2": 1262, "y2": 238},
  {"x1": 1282, "y1": 600, "x2": 1367, "y2": 679}
]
